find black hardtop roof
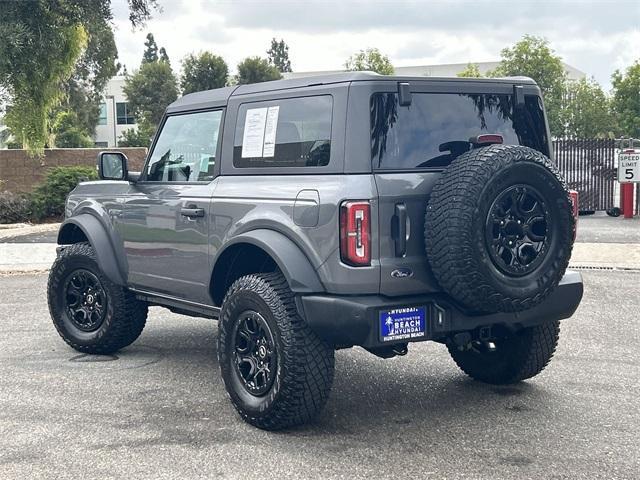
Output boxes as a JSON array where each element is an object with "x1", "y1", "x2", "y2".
[{"x1": 166, "y1": 72, "x2": 537, "y2": 113}]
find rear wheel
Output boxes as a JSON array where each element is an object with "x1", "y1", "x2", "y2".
[
  {"x1": 447, "y1": 320, "x2": 560, "y2": 384},
  {"x1": 218, "y1": 272, "x2": 335, "y2": 430}
]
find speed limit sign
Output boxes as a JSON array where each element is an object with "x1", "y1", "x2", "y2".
[{"x1": 618, "y1": 151, "x2": 640, "y2": 183}]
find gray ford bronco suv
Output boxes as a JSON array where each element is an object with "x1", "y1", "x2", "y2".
[{"x1": 48, "y1": 72, "x2": 583, "y2": 430}]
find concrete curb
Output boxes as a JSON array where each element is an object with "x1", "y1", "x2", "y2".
[
  {"x1": 1, "y1": 242, "x2": 639, "y2": 275},
  {"x1": 570, "y1": 242, "x2": 640, "y2": 270}
]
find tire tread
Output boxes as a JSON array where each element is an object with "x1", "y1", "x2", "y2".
[
  {"x1": 218, "y1": 272, "x2": 334, "y2": 430},
  {"x1": 47, "y1": 242, "x2": 147, "y2": 354},
  {"x1": 425, "y1": 144, "x2": 574, "y2": 313},
  {"x1": 447, "y1": 320, "x2": 561, "y2": 384}
]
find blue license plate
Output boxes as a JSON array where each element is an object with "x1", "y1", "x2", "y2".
[{"x1": 379, "y1": 306, "x2": 426, "y2": 342}]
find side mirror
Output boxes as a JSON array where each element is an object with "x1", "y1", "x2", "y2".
[{"x1": 98, "y1": 151, "x2": 128, "y2": 181}]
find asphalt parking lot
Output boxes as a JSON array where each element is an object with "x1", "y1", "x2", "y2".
[{"x1": 1, "y1": 270, "x2": 638, "y2": 480}]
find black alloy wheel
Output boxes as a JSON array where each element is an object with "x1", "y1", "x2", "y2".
[
  {"x1": 425, "y1": 144, "x2": 574, "y2": 313},
  {"x1": 64, "y1": 269, "x2": 107, "y2": 332},
  {"x1": 48, "y1": 242, "x2": 148, "y2": 354},
  {"x1": 232, "y1": 310, "x2": 278, "y2": 396},
  {"x1": 485, "y1": 184, "x2": 551, "y2": 277},
  {"x1": 217, "y1": 272, "x2": 335, "y2": 430}
]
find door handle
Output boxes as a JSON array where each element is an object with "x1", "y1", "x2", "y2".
[
  {"x1": 392, "y1": 203, "x2": 408, "y2": 257},
  {"x1": 181, "y1": 207, "x2": 205, "y2": 218}
]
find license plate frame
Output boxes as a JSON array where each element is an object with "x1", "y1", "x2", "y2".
[{"x1": 379, "y1": 306, "x2": 427, "y2": 342}]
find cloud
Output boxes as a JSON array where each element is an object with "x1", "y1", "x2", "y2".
[
  {"x1": 110, "y1": 0, "x2": 640, "y2": 89},
  {"x1": 216, "y1": 0, "x2": 638, "y2": 35}
]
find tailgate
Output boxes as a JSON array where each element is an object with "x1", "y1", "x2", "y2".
[{"x1": 375, "y1": 172, "x2": 442, "y2": 296}]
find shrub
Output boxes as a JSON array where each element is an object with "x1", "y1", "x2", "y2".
[
  {"x1": 0, "y1": 191, "x2": 31, "y2": 224},
  {"x1": 30, "y1": 166, "x2": 97, "y2": 220}
]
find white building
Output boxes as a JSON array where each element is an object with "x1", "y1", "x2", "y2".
[
  {"x1": 283, "y1": 61, "x2": 586, "y2": 82},
  {"x1": 93, "y1": 76, "x2": 137, "y2": 147}
]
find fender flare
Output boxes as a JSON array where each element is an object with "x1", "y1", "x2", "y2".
[
  {"x1": 57, "y1": 214, "x2": 126, "y2": 286},
  {"x1": 213, "y1": 229, "x2": 324, "y2": 293}
]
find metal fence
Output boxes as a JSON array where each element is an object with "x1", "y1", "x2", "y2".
[{"x1": 552, "y1": 138, "x2": 616, "y2": 212}]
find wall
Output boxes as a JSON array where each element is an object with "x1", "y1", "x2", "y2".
[{"x1": 0, "y1": 148, "x2": 147, "y2": 194}]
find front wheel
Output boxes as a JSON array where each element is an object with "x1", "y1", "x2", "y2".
[
  {"x1": 218, "y1": 272, "x2": 335, "y2": 430},
  {"x1": 447, "y1": 320, "x2": 560, "y2": 385},
  {"x1": 48, "y1": 242, "x2": 148, "y2": 354}
]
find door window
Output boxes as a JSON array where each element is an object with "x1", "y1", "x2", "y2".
[{"x1": 145, "y1": 110, "x2": 223, "y2": 182}]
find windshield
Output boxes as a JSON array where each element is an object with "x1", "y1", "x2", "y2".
[{"x1": 371, "y1": 92, "x2": 548, "y2": 170}]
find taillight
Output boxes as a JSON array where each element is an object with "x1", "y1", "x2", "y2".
[
  {"x1": 340, "y1": 201, "x2": 371, "y2": 266},
  {"x1": 569, "y1": 190, "x2": 579, "y2": 240}
]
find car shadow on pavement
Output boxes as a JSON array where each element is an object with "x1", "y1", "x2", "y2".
[{"x1": 118, "y1": 318, "x2": 555, "y2": 439}]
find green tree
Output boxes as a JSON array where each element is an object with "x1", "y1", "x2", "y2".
[
  {"x1": 159, "y1": 47, "x2": 170, "y2": 65},
  {"x1": 1, "y1": 10, "x2": 87, "y2": 155},
  {"x1": 118, "y1": 118, "x2": 155, "y2": 147},
  {"x1": 123, "y1": 61, "x2": 178, "y2": 127},
  {"x1": 236, "y1": 57, "x2": 282, "y2": 85},
  {"x1": 0, "y1": 0, "x2": 158, "y2": 156},
  {"x1": 457, "y1": 63, "x2": 482, "y2": 78},
  {"x1": 345, "y1": 48, "x2": 394, "y2": 75},
  {"x1": 489, "y1": 35, "x2": 567, "y2": 136},
  {"x1": 561, "y1": 77, "x2": 614, "y2": 139},
  {"x1": 61, "y1": 17, "x2": 119, "y2": 136},
  {"x1": 611, "y1": 60, "x2": 640, "y2": 138},
  {"x1": 52, "y1": 111, "x2": 94, "y2": 148},
  {"x1": 181, "y1": 52, "x2": 229, "y2": 94},
  {"x1": 142, "y1": 33, "x2": 159, "y2": 64},
  {"x1": 267, "y1": 38, "x2": 292, "y2": 73}
]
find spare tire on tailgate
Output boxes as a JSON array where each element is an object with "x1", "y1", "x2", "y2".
[{"x1": 425, "y1": 144, "x2": 574, "y2": 313}]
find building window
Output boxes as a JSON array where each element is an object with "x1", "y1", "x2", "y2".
[
  {"x1": 97, "y1": 103, "x2": 107, "y2": 125},
  {"x1": 94, "y1": 142, "x2": 108, "y2": 148},
  {"x1": 116, "y1": 102, "x2": 136, "y2": 125}
]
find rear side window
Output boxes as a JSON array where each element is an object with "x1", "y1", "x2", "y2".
[
  {"x1": 371, "y1": 93, "x2": 548, "y2": 170},
  {"x1": 145, "y1": 110, "x2": 222, "y2": 182},
  {"x1": 233, "y1": 95, "x2": 332, "y2": 168}
]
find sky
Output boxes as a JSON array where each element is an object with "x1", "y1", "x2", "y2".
[{"x1": 111, "y1": 0, "x2": 640, "y2": 90}]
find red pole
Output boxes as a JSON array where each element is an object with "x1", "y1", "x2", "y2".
[{"x1": 622, "y1": 182, "x2": 634, "y2": 218}]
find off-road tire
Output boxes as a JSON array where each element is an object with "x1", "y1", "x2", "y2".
[
  {"x1": 448, "y1": 320, "x2": 560, "y2": 384},
  {"x1": 218, "y1": 272, "x2": 335, "y2": 430},
  {"x1": 425, "y1": 145, "x2": 574, "y2": 313},
  {"x1": 48, "y1": 242, "x2": 147, "y2": 354}
]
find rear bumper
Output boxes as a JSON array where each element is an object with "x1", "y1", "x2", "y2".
[{"x1": 298, "y1": 270, "x2": 583, "y2": 348}]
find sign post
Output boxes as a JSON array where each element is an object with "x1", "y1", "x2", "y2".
[{"x1": 618, "y1": 149, "x2": 640, "y2": 218}]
